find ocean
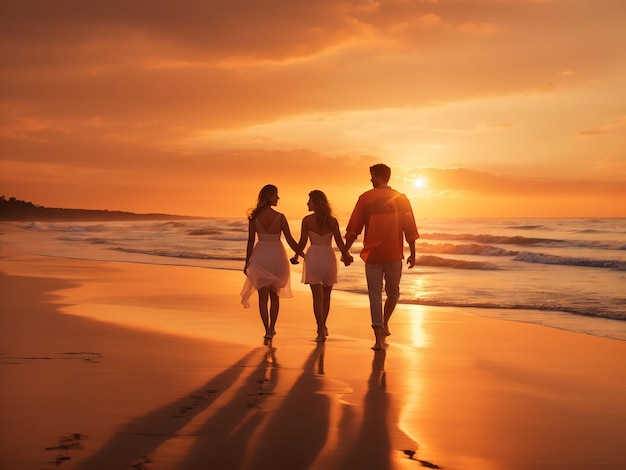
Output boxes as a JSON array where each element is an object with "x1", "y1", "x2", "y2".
[{"x1": 3, "y1": 217, "x2": 625, "y2": 341}]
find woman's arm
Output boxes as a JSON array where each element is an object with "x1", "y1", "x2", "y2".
[
  {"x1": 244, "y1": 218, "x2": 256, "y2": 274},
  {"x1": 291, "y1": 218, "x2": 309, "y2": 263},
  {"x1": 333, "y1": 218, "x2": 353, "y2": 266},
  {"x1": 281, "y1": 214, "x2": 306, "y2": 258}
]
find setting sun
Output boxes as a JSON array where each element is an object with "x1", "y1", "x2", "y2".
[
  {"x1": 413, "y1": 178, "x2": 426, "y2": 189},
  {"x1": 1, "y1": 1, "x2": 625, "y2": 218}
]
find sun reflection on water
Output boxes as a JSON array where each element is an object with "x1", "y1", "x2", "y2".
[{"x1": 398, "y1": 304, "x2": 429, "y2": 458}]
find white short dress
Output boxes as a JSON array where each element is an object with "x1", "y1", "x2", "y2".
[
  {"x1": 240, "y1": 214, "x2": 293, "y2": 308},
  {"x1": 302, "y1": 231, "x2": 337, "y2": 286}
]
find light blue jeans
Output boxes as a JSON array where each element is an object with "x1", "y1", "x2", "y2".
[{"x1": 365, "y1": 260, "x2": 402, "y2": 328}]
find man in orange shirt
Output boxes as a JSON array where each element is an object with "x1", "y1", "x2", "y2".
[{"x1": 344, "y1": 163, "x2": 419, "y2": 349}]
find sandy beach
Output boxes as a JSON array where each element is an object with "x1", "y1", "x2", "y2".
[{"x1": 1, "y1": 245, "x2": 626, "y2": 470}]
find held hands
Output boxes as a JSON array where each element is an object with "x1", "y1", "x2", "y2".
[{"x1": 293, "y1": 253, "x2": 352, "y2": 266}]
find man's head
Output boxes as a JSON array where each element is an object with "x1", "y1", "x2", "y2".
[{"x1": 370, "y1": 163, "x2": 391, "y2": 188}]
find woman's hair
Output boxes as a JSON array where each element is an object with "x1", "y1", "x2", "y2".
[
  {"x1": 309, "y1": 190, "x2": 333, "y2": 229},
  {"x1": 248, "y1": 184, "x2": 277, "y2": 220}
]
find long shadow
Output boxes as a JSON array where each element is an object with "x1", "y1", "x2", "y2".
[
  {"x1": 73, "y1": 348, "x2": 263, "y2": 470},
  {"x1": 340, "y1": 349, "x2": 391, "y2": 469},
  {"x1": 242, "y1": 343, "x2": 330, "y2": 469},
  {"x1": 177, "y1": 346, "x2": 281, "y2": 469}
]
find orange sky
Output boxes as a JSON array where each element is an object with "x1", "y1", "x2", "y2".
[{"x1": 1, "y1": 0, "x2": 625, "y2": 219}]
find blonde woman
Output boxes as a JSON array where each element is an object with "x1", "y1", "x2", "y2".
[{"x1": 241, "y1": 184, "x2": 305, "y2": 340}]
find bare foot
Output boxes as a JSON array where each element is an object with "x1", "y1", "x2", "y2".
[
  {"x1": 314, "y1": 335, "x2": 326, "y2": 342},
  {"x1": 383, "y1": 326, "x2": 391, "y2": 336},
  {"x1": 323, "y1": 327, "x2": 329, "y2": 337},
  {"x1": 371, "y1": 342, "x2": 386, "y2": 350}
]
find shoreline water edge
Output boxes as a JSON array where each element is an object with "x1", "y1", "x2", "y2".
[{"x1": 2, "y1": 217, "x2": 624, "y2": 341}]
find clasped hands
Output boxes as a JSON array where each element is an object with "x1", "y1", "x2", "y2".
[{"x1": 290, "y1": 252, "x2": 354, "y2": 266}]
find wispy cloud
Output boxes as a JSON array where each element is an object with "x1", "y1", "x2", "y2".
[
  {"x1": 578, "y1": 116, "x2": 626, "y2": 136},
  {"x1": 1, "y1": 0, "x2": 625, "y2": 216}
]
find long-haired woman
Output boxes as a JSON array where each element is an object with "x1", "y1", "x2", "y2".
[
  {"x1": 292, "y1": 190, "x2": 352, "y2": 341},
  {"x1": 241, "y1": 184, "x2": 304, "y2": 340}
]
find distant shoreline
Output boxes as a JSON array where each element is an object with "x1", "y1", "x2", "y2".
[{"x1": 0, "y1": 196, "x2": 197, "y2": 222}]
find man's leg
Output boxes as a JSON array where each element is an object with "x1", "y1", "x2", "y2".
[
  {"x1": 365, "y1": 263, "x2": 384, "y2": 327},
  {"x1": 382, "y1": 260, "x2": 402, "y2": 337},
  {"x1": 365, "y1": 263, "x2": 385, "y2": 349}
]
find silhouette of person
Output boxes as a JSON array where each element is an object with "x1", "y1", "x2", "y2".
[
  {"x1": 241, "y1": 184, "x2": 305, "y2": 339},
  {"x1": 291, "y1": 190, "x2": 353, "y2": 341},
  {"x1": 344, "y1": 164, "x2": 419, "y2": 349}
]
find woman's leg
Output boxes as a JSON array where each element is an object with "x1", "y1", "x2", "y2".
[
  {"x1": 258, "y1": 287, "x2": 271, "y2": 338},
  {"x1": 310, "y1": 284, "x2": 326, "y2": 341},
  {"x1": 268, "y1": 290, "x2": 279, "y2": 337},
  {"x1": 322, "y1": 285, "x2": 333, "y2": 336}
]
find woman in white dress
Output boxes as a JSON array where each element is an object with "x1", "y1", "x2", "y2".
[
  {"x1": 292, "y1": 190, "x2": 352, "y2": 341},
  {"x1": 241, "y1": 184, "x2": 305, "y2": 340}
]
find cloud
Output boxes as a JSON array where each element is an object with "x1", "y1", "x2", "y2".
[
  {"x1": 578, "y1": 116, "x2": 626, "y2": 136},
  {"x1": 410, "y1": 167, "x2": 626, "y2": 197},
  {"x1": 2, "y1": 1, "x2": 623, "y2": 147},
  {"x1": 1, "y1": 0, "x2": 625, "y2": 217}
]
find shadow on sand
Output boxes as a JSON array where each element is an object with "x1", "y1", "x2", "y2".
[
  {"x1": 73, "y1": 348, "x2": 265, "y2": 470},
  {"x1": 339, "y1": 349, "x2": 392, "y2": 469},
  {"x1": 236, "y1": 343, "x2": 330, "y2": 469},
  {"x1": 73, "y1": 342, "x2": 419, "y2": 469}
]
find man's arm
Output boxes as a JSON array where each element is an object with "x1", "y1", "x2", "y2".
[
  {"x1": 406, "y1": 239, "x2": 416, "y2": 268},
  {"x1": 344, "y1": 195, "x2": 366, "y2": 247},
  {"x1": 401, "y1": 195, "x2": 419, "y2": 268},
  {"x1": 343, "y1": 197, "x2": 365, "y2": 264}
]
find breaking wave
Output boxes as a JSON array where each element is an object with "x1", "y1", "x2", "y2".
[
  {"x1": 514, "y1": 252, "x2": 626, "y2": 270},
  {"x1": 415, "y1": 255, "x2": 499, "y2": 270}
]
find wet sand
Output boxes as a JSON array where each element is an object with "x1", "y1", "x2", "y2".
[{"x1": 1, "y1": 248, "x2": 625, "y2": 469}]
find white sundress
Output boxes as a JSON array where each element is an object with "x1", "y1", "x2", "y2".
[
  {"x1": 240, "y1": 213, "x2": 292, "y2": 308},
  {"x1": 302, "y1": 231, "x2": 337, "y2": 286}
]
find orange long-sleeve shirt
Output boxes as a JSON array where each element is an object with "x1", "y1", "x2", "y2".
[{"x1": 345, "y1": 186, "x2": 419, "y2": 264}]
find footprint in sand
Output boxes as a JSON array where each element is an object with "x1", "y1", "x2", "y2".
[{"x1": 45, "y1": 433, "x2": 87, "y2": 466}]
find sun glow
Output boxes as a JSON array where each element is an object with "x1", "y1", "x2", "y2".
[{"x1": 413, "y1": 178, "x2": 426, "y2": 188}]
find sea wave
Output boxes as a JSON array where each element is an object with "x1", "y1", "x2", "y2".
[
  {"x1": 513, "y1": 252, "x2": 626, "y2": 270},
  {"x1": 25, "y1": 222, "x2": 111, "y2": 233},
  {"x1": 112, "y1": 247, "x2": 245, "y2": 262},
  {"x1": 506, "y1": 224, "x2": 544, "y2": 230},
  {"x1": 400, "y1": 299, "x2": 626, "y2": 323},
  {"x1": 187, "y1": 228, "x2": 224, "y2": 236},
  {"x1": 416, "y1": 255, "x2": 499, "y2": 270},
  {"x1": 417, "y1": 242, "x2": 517, "y2": 256},
  {"x1": 423, "y1": 232, "x2": 561, "y2": 246},
  {"x1": 153, "y1": 221, "x2": 188, "y2": 228},
  {"x1": 422, "y1": 232, "x2": 624, "y2": 250}
]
